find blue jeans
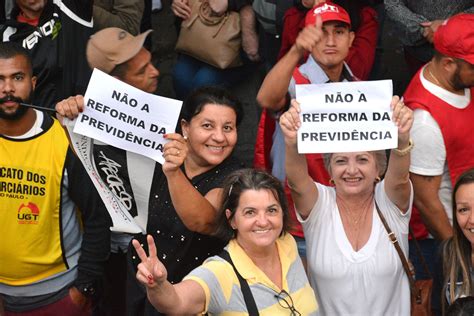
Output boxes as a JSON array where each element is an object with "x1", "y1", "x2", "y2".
[{"x1": 173, "y1": 54, "x2": 253, "y2": 100}]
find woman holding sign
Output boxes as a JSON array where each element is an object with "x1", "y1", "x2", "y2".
[
  {"x1": 127, "y1": 86, "x2": 245, "y2": 315},
  {"x1": 280, "y1": 96, "x2": 414, "y2": 315}
]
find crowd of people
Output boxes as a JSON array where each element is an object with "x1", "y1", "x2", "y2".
[{"x1": 0, "y1": 0, "x2": 473, "y2": 315}]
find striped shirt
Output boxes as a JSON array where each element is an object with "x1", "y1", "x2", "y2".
[{"x1": 185, "y1": 233, "x2": 318, "y2": 315}]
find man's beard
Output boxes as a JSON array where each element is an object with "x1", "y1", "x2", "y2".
[
  {"x1": 0, "y1": 94, "x2": 32, "y2": 120},
  {"x1": 450, "y1": 65, "x2": 471, "y2": 91}
]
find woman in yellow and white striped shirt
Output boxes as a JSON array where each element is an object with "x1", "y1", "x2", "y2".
[{"x1": 132, "y1": 168, "x2": 318, "y2": 315}]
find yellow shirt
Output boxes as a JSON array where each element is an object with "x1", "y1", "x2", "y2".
[
  {"x1": 185, "y1": 233, "x2": 318, "y2": 315},
  {"x1": 0, "y1": 119, "x2": 70, "y2": 285}
]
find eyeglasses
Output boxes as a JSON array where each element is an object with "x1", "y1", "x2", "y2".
[{"x1": 274, "y1": 289, "x2": 301, "y2": 316}]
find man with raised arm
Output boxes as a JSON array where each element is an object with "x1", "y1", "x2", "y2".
[{"x1": 255, "y1": 2, "x2": 356, "y2": 258}]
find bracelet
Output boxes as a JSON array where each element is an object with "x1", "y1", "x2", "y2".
[{"x1": 392, "y1": 139, "x2": 414, "y2": 157}]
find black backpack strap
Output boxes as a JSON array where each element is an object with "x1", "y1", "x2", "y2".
[{"x1": 218, "y1": 250, "x2": 260, "y2": 316}]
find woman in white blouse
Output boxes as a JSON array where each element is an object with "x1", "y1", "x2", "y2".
[{"x1": 279, "y1": 96, "x2": 414, "y2": 315}]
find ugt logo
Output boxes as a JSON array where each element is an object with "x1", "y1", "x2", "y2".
[{"x1": 17, "y1": 202, "x2": 40, "y2": 224}]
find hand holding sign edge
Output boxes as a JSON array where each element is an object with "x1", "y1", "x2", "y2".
[
  {"x1": 279, "y1": 99, "x2": 301, "y2": 147},
  {"x1": 162, "y1": 133, "x2": 189, "y2": 175},
  {"x1": 55, "y1": 95, "x2": 85, "y2": 125},
  {"x1": 391, "y1": 96, "x2": 414, "y2": 148}
]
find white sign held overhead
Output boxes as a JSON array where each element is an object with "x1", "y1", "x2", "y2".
[
  {"x1": 296, "y1": 80, "x2": 398, "y2": 154},
  {"x1": 74, "y1": 69, "x2": 182, "y2": 164}
]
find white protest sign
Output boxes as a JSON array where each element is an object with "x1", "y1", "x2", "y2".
[
  {"x1": 74, "y1": 69, "x2": 182, "y2": 164},
  {"x1": 66, "y1": 121, "x2": 143, "y2": 233},
  {"x1": 296, "y1": 80, "x2": 397, "y2": 153}
]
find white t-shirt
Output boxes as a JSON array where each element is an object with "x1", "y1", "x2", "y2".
[
  {"x1": 298, "y1": 181, "x2": 412, "y2": 316},
  {"x1": 409, "y1": 66, "x2": 471, "y2": 224},
  {"x1": 7, "y1": 110, "x2": 44, "y2": 139}
]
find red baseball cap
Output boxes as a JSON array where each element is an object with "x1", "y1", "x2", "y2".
[
  {"x1": 305, "y1": 2, "x2": 351, "y2": 28},
  {"x1": 434, "y1": 13, "x2": 474, "y2": 65}
]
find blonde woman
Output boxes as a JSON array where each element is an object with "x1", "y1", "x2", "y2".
[{"x1": 280, "y1": 97, "x2": 414, "y2": 315}]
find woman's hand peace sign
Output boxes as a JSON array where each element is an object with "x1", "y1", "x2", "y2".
[{"x1": 132, "y1": 235, "x2": 168, "y2": 289}]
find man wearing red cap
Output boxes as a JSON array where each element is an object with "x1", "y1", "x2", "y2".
[
  {"x1": 386, "y1": 0, "x2": 473, "y2": 75},
  {"x1": 403, "y1": 13, "x2": 474, "y2": 297},
  {"x1": 254, "y1": 1, "x2": 355, "y2": 266},
  {"x1": 258, "y1": 2, "x2": 355, "y2": 112}
]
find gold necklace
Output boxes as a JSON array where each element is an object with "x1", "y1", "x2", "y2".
[
  {"x1": 427, "y1": 64, "x2": 441, "y2": 86},
  {"x1": 337, "y1": 194, "x2": 374, "y2": 250},
  {"x1": 337, "y1": 193, "x2": 373, "y2": 225}
]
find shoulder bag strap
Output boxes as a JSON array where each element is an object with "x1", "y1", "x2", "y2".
[
  {"x1": 218, "y1": 250, "x2": 260, "y2": 316},
  {"x1": 374, "y1": 201, "x2": 419, "y2": 298}
]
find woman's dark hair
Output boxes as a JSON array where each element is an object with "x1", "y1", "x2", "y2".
[
  {"x1": 214, "y1": 168, "x2": 292, "y2": 242},
  {"x1": 441, "y1": 169, "x2": 474, "y2": 314},
  {"x1": 177, "y1": 86, "x2": 243, "y2": 133}
]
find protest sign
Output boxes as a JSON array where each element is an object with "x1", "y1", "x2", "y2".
[
  {"x1": 296, "y1": 80, "x2": 397, "y2": 153},
  {"x1": 74, "y1": 69, "x2": 182, "y2": 164}
]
